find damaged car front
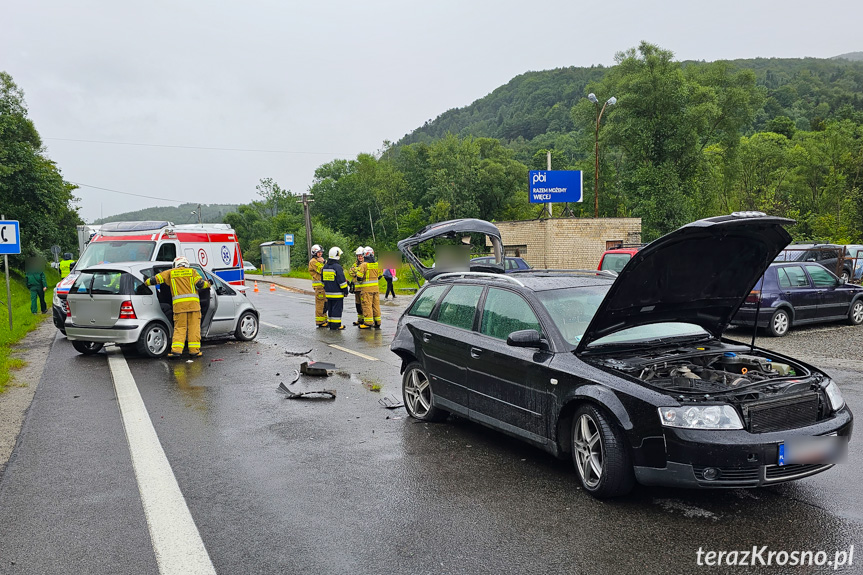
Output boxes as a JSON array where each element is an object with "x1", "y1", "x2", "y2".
[{"x1": 576, "y1": 212, "x2": 853, "y2": 490}]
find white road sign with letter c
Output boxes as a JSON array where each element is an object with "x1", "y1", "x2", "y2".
[{"x1": 0, "y1": 220, "x2": 21, "y2": 254}]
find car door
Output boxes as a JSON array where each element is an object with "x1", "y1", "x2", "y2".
[
  {"x1": 805, "y1": 265, "x2": 850, "y2": 319},
  {"x1": 777, "y1": 265, "x2": 818, "y2": 322},
  {"x1": 205, "y1": 273, "x2": 242, "y2": 335},
  {"x1": 419, "y1": 284, "x2": 483, "y2": 414},
  {"x1": 466, "y1": 287, "x2": 553, "y2": 439}
]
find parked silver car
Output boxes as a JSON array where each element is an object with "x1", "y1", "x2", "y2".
[{"x1": 65, "y1": 262, "x2": 259, "y2": 357}]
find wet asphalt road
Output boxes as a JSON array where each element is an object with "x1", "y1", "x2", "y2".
[{"x1": 0, "y1": 286, "x2": 861, "y2": 574}]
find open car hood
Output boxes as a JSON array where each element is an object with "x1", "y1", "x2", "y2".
[
  {"x1": 576, "y1": 213, "x2": 794, "y2": 353},
  {"x1": 397, "y1": 219, "x2": 504, "y2": 280}
]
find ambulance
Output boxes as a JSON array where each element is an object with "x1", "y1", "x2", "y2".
[{"x1": 52, "y1": 220, "x2": 245, "y2": 333}]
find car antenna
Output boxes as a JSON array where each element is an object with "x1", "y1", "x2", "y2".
[{"x1": 749, "y1": 258, "x2": 768, "y2": 353}]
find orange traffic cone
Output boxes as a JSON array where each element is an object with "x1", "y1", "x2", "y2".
[
  {"x1": 254, "y1": 281, "x2": 259, "y2": 293},
  {"x1": 269, "y1": 283, "x2": 276, "y2": 292}
]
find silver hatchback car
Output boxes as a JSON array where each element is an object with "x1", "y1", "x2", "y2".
[{"x1": 65, "y1": 262, "x2": 259, "y2": 357}]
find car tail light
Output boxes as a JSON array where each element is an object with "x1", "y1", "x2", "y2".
[
  {"x1": 64, "y1": 300, "x2": 71, "y2": 317},
  {"x1": 745, "y1": 290, "x2": 761, "y2": 304},
  {"x1": 119, "y1": 301, "x2": 137, "y2": 320}
]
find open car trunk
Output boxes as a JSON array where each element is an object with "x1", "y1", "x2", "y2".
[{"x1": 396, "y1": 219, "x2": 505, "y2": 280}]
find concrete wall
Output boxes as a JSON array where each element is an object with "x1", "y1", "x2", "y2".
[{"x1": 493, "y1": 218, "x2": 642, "y2": 270}]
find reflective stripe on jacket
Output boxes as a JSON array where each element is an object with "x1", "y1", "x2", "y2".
[
  {"x1": 146, "y1": 267, "x2": 210, "y2": 313},
  {"x1": 308, "y1": 257, "x2": 325, "y2": 288},
  {"x1": 355, "y1": 261, "x2": 380, "y2": 292},
  {"x1": 322, "y1": 260, "x2": 348, "y2": 299}
]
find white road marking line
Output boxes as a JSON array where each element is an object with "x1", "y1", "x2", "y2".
[
  {"x1": 260, "y1": 321, "x2": 284, "y2": 330},
  {"x1": 328, "y1": 344, "x2": 380, "y2": 361},
  {"x1": 107, "y1": 349, "x2": 216, "y2": 575}
]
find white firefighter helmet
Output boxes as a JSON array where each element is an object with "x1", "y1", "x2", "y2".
[
  {"x1": 328, "y1": 247, "x2": 343, "y2": 260},
  {"x1": 364, "y1": 246, "x2": 374, "y2": 257},
  {"x1": 311, "y1": 244, "x2": 323, "y2": 256},
  {"x1": 355, "y1": 247, "x2": 365, "y2": 256},
  {"x1": 173, "y1": 256, "x2": 190, "y2": 268}
]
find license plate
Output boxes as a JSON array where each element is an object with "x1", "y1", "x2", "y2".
[
  {"x1": 780, "y1": 436, "x2": 846, "y2": 466},
  {"x1": 778, "y1": 443, "x2": 786, "y2": 466}
]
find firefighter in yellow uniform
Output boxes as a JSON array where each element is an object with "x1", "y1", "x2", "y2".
[
  {"x1": 356, "y1": 246, "x2": 382, "y2": 329},
  {"x1": 348, "y1": 248, "x2": 365, "y2": 326},
  {"x1": 145, "y1": 256, "x2": 210, "y2": 358},
  {"x1": 308, "y1": 244, "x2": 328, "y2": 327}
]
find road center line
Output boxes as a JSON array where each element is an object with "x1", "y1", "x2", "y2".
[
  {"x1": 328, "y1": 344, "x2": 379, "y2": 361},
  {"x1": 107, "y1": 349, "x2": 217, "y2": 575},
  {"x1": 260, "y1": 321, "x2": 284, "y2": 330}
]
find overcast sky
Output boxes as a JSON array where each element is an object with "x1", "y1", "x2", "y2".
[{"x1": 3, "y1": 0, "x2": 861, "y2": 223}]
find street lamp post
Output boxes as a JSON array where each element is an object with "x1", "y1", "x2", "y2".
[{"x1": 587, "y1": 93, "x2": 616, "y2": 218}]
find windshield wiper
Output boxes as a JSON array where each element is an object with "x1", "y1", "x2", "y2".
[{"x1": 585, "y1": 333, "x2": 712, "y2": 351}]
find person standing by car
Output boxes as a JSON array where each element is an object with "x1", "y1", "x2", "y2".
[
  {"x1": 307, "y1": 244, "x2": 328, "y2": 328},
  {"x1": 322, "y1": 247, "x2": 349, "y2": 330},
  {"x1": 383, "y1": 267, "x2": 396, "y2": 299},
  {"x1": 348, "y1": 248, "x2": 365, "y2": 326},
  {"x1": 356, "y1": 246, "x2": 382, "y2": 329},
  {"x1": 58, "y1": 253, "x2": 76, "y2": 279},
  {"x1": 25, "y1": 258, "x2": 48, "y2": 314},
  {"x1": 145, "y1": 256, "x2": 210, "y2": 358}
]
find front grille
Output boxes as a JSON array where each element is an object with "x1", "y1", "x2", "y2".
[
  {"x1": 765, "y1": 463, "x2": 832, "y2": 481},
  {"x1": 745, "y1": 392, "x2": 820, "y2": 433},
  {"x1": 693, "y1": 466, "x2": 760, "y2": 483}
]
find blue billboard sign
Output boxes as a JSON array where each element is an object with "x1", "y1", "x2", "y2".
[
  {"x1": 528, "y1": 170, "x2": 582, "y2": 203},
  {"x1": 0, "y1": 220, "x2": 21, "y2": 255}
]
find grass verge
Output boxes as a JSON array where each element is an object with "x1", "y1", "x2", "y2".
[{"x1": 0, "y1": 267, "x2": 59, "y2": 393}]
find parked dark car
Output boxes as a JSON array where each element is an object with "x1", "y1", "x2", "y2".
[
  {"x1": 731, "y1": 262, "x2": 863, "y2": 336},
  {"x1": 471, "y1": 256, "x2": 532, "y2": 273},
  {"x1": 775, "y1": 243, "x2": 856, "y2": 282},
  {"x1": 391, "y1": 214, "x2": 853, "y2": 498}
]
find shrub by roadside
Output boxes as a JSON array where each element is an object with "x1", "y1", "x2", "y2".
[{"x1": 0, "y1": 267, "x2": 59, "y2": 392}]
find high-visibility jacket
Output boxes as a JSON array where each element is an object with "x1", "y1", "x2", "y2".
[
  {"x1": 355, "y1": 260, "x2": 380, "y2": 293},
  {"x1": 348, "y1": 259, "x2": 362, "y2": 291},
  {"x1": 308, "y1": 257, "x2": 325, "y2": 289},
  {"x1": 145, "y1": 267, "x2": 210, "y2": 313},
  {"x1": 59, "y1": 259, "x2": 75, "y2": 278},
  {"x1": 322, "y1": 260, "x2": 349, "y2": 299}
]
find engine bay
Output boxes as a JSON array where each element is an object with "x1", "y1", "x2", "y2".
[{"x1": 589, "y1": 343, "x2": 818, "y2": 400}]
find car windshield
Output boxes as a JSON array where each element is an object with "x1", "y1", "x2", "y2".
[
  {"x1": 77, "y1": 241, "x2": 156, "y2": 269},
  {"x1": 537, "y1": 286, "x2": 708, "y2": 347},
  {"x1": 600, "y1": 253, "x2": 631, "y2": 273}
]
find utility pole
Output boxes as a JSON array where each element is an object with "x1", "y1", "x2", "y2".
[
  {"x1": 197, "y1": 204, "x2": 202, "y2": 225},
  {"x1": 546, "y1": 150, "x2": 553, "y2": 218},
  {"x1": 298, "y1": 193, "x2": 314, "y2": 258},
  {"x1": 588, "y1": 93, "x2": 616, "y2": 218}
]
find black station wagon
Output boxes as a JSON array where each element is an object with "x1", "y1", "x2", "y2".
[{"x1": 391, "y1": 215, "x2": 853, "y2": 498}]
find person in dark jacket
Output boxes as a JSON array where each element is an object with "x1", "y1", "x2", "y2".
[
  {"x1": 322, "y1": 247, "x2": 349, "y2": 330},
  {"x1": 383, "y1": 267, "x2": 396, "y2": 299},
  {"x1": 25, "y1": 258, "x2": 48, "y2": 314}
]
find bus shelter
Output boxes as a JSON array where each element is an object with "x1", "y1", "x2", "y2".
[{"x1": 259, "y1": 241, "x2": 291, "y2": 276}]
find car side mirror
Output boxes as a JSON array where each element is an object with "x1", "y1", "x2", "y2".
[
  {"x1": 135, "y1": 284, "x2": 152, "y2": 296},
  {"x1": 507, "y1": 329, "x2": 544, "y2": 348}
]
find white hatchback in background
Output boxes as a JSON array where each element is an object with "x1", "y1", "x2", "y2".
[{"x1": 65, "y1": 262, "x2": 259, "y2": 357}]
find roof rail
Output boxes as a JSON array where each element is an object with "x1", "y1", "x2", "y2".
[
  {"x1": 509, "y1": 269, "x2": 618, "y2": 278},
  {"x1": 432, "y1": 271, "x2": 525, "y2": 287}
]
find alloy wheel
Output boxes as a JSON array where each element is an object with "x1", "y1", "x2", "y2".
[
  {"x1": 772, "y1": 311, "x2": 789, "y2": 336},
  {"x1": 853, "y1": 301, "x2": 863, "y2": 324},
  {"x1": 573, "y1": 413, "x2": 604, "y2": 488},
  {"x1": 147, "y1": 326, "x2": 168, "y2": 356},
  {"x1": 404, "y1": 368, "x2": 432, "y2": 417}
]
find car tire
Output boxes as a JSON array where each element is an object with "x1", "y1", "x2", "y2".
[
  {"x1": 235, "y1": 311, "x2": 259, "y2": 341},
  {"x1": 841, "y1": 270, "x2": 851, "y2": 283},
  {"x1": 71, "y1": 341, "x2": 104, "y2": 355},
  {"x1": 768, "y1": 309, "x2": 791, "y2": 337},
  {"x1": 136, "y1": 323, "x2": 170, "y2": 358},
  {"x1": 402, "y1": 362, "x2": 448, "y2": 422},
  {"x1": 571, "y1": 403, "x2": 634, "y2": 498},
  {"x1": 848, "y1": 299, "x2": 863, "y2": 326}
]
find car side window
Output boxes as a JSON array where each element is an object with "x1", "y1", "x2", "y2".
[
  {"x1": 436, "y1": 285, "x2": 483, "y2": 330},
  {"x1": 156, "y1": 243, "x2": 177, "y2": 261},
  {"x1": 782, "y1": 266, "x2": 810, "y2": 288},
  {"x1": 805, "y1": 265, "x2": 838, "y2": 288},
  {"x1": 480, "y1": 288, "x2": 542, "y2": 340},
  {"x1": 408, "y1": 285, "x2": 448, "y2": 318},
  {"x1": 777, "y1": 268, "x2": 792, "y2": 289}
]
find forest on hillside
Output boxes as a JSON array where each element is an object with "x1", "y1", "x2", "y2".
[
  {"x1": 227, "y1": 43, "x2": 863, "y2": 266},
  {"x1": 94, "y1": 203, "x2": 238, "y2": 225}
]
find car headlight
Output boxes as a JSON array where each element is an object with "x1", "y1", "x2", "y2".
[
  {"x1": 658, "y1": 405, "x2": 743, "y2": 430},
  {"x1": 824, "y1": 381, "x2": 845, "y2": 412},
  {"x1": 53, "y1": 291, "x2": 61, "y2": 307}
]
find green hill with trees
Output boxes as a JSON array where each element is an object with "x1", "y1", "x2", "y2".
[{"x1": 94, "y1": 203, "x2": 239, "y2": 225}]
